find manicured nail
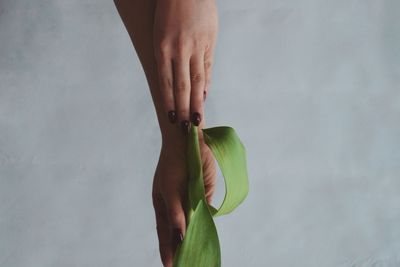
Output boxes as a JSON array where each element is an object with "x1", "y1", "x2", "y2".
[
  {"x1": 172, "y1": 228, "x2": 183, "y2": 248},
  {"x1": 181, "y1": 120, "x2": 190, "y2": 135},
  {"x1": 168, "y1": 110, "x2": 176, "y2": 124},
  {"x1": 191, "y1": 112, "x2": 201, "y2": 126}
]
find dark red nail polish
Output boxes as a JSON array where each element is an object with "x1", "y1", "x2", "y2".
[
  {"x1": 181, "y1": 120, "x2": 190, "y2": 135},
  {"x1": 168, "y1": 110, "x2": 176, "y2": 124},
  {"x1": 172, "y1": 228, "x2": 183, "y2": 248},
  {"x1": 191, "y1": 112, "x2": 201, "y2": 126}
]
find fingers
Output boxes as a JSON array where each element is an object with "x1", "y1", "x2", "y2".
[
  {"x1": 165, "y1": 194, "x2": 186, "y2": 254},
  {"x1": 152, "y1": 178, "x2": 174, "y2": 266},
  {"x1": 156, "y1": 48, "x2": 177, "y2": 124},
  {"x1": 173, "y1": 53, "x2": 191, "y2": 135},
  {"x1": 203, "y1": 166, "x2": 216, "y2": 205},
  {"x1": 203, "y1": 43, "x2": 215, "y2": 101},
  {"x1": 153, "y1": 173, "x2": 187, "y2": 266},
  {"x1": 154, "y1": 200, "x2": 186, "y2": 267},
  {"x1": 155, "y1": 41, "x2": 215, "y2": 134},
  {"x1": 201, "y1": 143, "x2": 216, "y2": 205},
  {"x1": 189, "y1": 53, "x2": 206, "y2": 127}
]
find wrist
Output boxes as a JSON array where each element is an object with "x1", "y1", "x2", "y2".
[{"x1": 160, "y1": 120, "x2": 206, "y2": 148}]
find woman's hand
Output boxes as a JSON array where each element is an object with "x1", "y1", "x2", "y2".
[
  {"x1": 153, "y1": 0, "x2": 218, "y2": 134},
  {"x1": 113, "y1": 1, "x2": 218, "y2": 265},
  {"x1": 152, "y1": 130, "x2": 216, "y2": 267}
]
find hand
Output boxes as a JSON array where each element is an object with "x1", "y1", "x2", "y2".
[
  {"x1": 152, "y1": 131, "x2": 216, "y2": 267},
  {"x1": 153, "y1": 0, "x2": 218, "y2": 134}
]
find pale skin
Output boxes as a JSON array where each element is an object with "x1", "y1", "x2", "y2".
[{"x1": 113, "y1": 0, "x2": 218, "y2": 266}]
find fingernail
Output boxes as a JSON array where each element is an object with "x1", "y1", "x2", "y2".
[
  {"x1": 172, "y1": 228, "x2": 183, "y2": 247},
  {"x1": 203, "y1": 90, "x2": 207, "y2": 101},
  {"x1": 168, "y1": 110, "x2": 176, "y2": 124},
  {"x1": 181, "y1": 120, "x2": 190, "y2": 135},
  {"x1": 191, "y1": 112, "x2": 201, "y2": 126}
]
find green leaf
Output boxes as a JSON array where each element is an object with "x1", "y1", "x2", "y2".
[
  {"x1": 202, "y1": 126, "x2": 249, "y2": 217},
  {"x1": 186, "y1": 124, "x2": 206, "y2": 221},
  {"x1": 173, "y1": 200, "x2": 221, "y2": 267},
  {"x1": 173, "y1": 125, "x2": 249, "y2": 267}
]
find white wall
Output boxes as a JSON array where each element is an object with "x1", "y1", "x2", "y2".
[{"x1": 1, "y1": 0, "x2": 399, "y2": 266}]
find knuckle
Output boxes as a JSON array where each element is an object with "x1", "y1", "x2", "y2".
[
  {"x1": 155, "y1": 41, "x2": 170, "y2": 59},
  {"x1": 204, "y1": 60, "x2": 212, "y2": 70},
  {"x1": 191, "y1": 39, "x2": 204, "y2": 50},
  {"x1": 162, "y1": 77, "x2": 173, "y2": 90},
  {"x1": 175, "y1": 38, "x2": 186, "y2": 53},
  {"x1": 154, "y1": 50, "x2": 168, "y2": 62},
  {"x1": 158, "y1": 39, "x2": 170, "y2": 52},
  {"x1": 175, "y1": 81, "x2": 189, "y2": 92},
  {"x1": 190, "y1": 73, "x2": 203, "y2": 83}
]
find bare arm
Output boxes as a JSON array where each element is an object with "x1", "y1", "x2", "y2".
[{"x1": 114, "y1": 0, "x2": 218, "y2": 266}]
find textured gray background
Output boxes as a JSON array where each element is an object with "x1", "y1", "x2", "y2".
[{"x1": 1, "y1": 0, "x2": 400, "y2": 266}]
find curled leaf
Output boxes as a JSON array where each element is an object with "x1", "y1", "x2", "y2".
[{"x1": 173, "y1": 126, "x2": 249, "y2": 267}]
